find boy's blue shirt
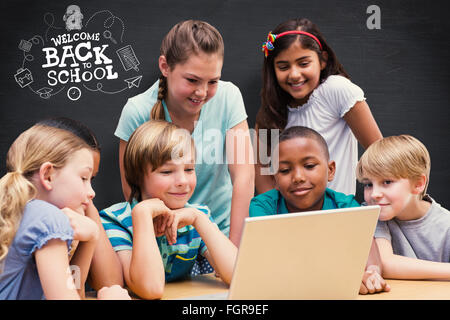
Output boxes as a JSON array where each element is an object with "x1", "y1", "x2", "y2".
[
  {"x1": 100, "y1": 199, "x2": 215, "y2": 282},
  {"x1": 249, "y1": 188, "x2": 360, "y2": 217}
]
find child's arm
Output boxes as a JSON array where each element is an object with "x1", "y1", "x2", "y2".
[
  {"x1": 226, "y1": 120, "x2": 255, "y2": 246},
  {"x1": 254, "y1": 123, "x2": 276, "y2": 194},
  {"x1": 118, "y1": 199, "x2": 170, "y2": 299},
  {"x1": 62, "y1": 207, "x2": 99, "y2": 299},
  {"x1": 35, "y1": 238, "x2": 82, "y2": 299},
  {"x1": 85, "y1": 201, "x2": 124, "y2": 290},
  {"x1": 36, "y1": 239, "x2": 131, "y2": 300},
  {"x1": 119, "y1": 139, "x2": 131, "y2": 201},
  {"x1": 168, "y1": 208, "x2": 238, "y2": 285},
  {"x1": 343, "y1": 101, "x2": 382, "y2": 148},
  {"x1": 376, "y1": 238, "x2": 450, "y2": 280},
  {"x1": 360, "y1": 238, "x2": 391, "y2": 294}
]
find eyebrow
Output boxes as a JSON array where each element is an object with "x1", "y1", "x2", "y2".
[
  {"x1": 279, "y1": 156, "x2": 319, "y2": 164},
  {"x1": 185, "y1": 73, "x2": 221, "y2": 81},
  {"x1": 275, "y1": 56, "x2": 311, "y2": 64}
]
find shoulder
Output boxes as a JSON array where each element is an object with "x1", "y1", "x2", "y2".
[
  {"x1": 19, "y1": 200, "x2": 73, "y2": 255},
  {"x1": 250, "y1": 189, "x2": 280, "y2": 217},
  {"x1": 217, "y1": 80, "x2": 242, "y2": 95},
  {"x1": 115, "y1": 80, "x2": 160, "y2": 140},
  {"x1": 125, "y1": 80, "x2": 160, "y2": 109},
  {"x1": 315, "y1": 75, "x2": 364, "y2": 100},
  {"x1": 424, "y1": 195, "x2": 450, "y2": 224},
  {"x1": 325, "y1": 188, "x2": 360, "y2": 208},
  {"x1": 321, "y1": 75, "x2": 358, "y2": 90},
  {"x1": 22, "y1": 200, "x2": 71, "y2": 230},
  {"x1": 212, "y1": 80, "x2": 244, "y2": 106},
  {"x1": 203, "y1": 80, "x2": 247, "y2": 129},
  {"x1": 99, "y1": 201, "x2": 133, "y2": 227}
]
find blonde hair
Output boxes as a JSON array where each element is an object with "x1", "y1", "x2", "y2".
[
  {"x1": 0, "y1": 125, "x2": 90, "y2": 262},
  {"x1": 356, "y1": 135, "x2": 431, "y2": 197},
  {"x1": 124, "y1": 120, "x2": 195, "y2": 203},
  {"x1": 151, "y1": 20, "x2": 224, "y2": 120}
]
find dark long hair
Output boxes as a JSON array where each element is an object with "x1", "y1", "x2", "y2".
[{"x1": 257, "y1": 18, "x2": 349, "y2": 133}]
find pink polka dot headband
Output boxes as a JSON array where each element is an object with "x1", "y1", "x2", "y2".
[{"x1": 262, "y1": 30, "x2": 323, "y2": 57}]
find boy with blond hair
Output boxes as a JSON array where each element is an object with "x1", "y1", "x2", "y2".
[{"x1": 357, "y1": 135, "x2": 450, "y2": 280}]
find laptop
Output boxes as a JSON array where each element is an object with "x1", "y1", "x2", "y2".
[{"x1": 184, "y1": 205, "x2": 380, "y2": 300}]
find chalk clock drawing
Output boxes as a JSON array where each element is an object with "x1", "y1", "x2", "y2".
[{"x1": 14, "y1": 5, "x2": 142, "y2": 102}]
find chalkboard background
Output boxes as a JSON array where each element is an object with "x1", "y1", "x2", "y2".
[{"x1": 1, "y1": 0, "x2": 449, "y2": 210}]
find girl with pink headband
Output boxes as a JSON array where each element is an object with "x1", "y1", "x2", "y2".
[
  {"x1": 254, "y1": 18, "x2": 386, "y2": 295},
  {"x1": 255, "y1": 18, "x2": 382, "y2": 197}
]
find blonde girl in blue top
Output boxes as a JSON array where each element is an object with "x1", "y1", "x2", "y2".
[
  {"x1": 255, "y1": 18, "x2": 382, "y2": 196},
  {"x1": 115, "y1": 20, "x2": 255, "y2": 246},
  {"x1": 0, "y1": 124, "x2": 129, "y2": 300}
]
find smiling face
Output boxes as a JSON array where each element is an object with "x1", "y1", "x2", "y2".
[
  {"x1": 141, "y1": 155, "x2": 197, "y2": 209},
  {"x1": 362, "y1": 175, "x2": 420, "y2": 221},
  {"x1": 160, "y1": 52, "x2": 223, "y2": 118},
  {"x1": 274, "y1": 137, "x2": 335, "y2": 213},
  {"x1": 47, "y1": 148, "x2": 95, "y2": 213},
  {"x1": 273, "y1": 40, "x2": 326, "y2": 106}
]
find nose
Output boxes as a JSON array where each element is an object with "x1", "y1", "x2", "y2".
[
  {"x1": 87, "y1": 183, "x2": 96, "y2": 200},
  {"x1": 370, "y1": 184, "x2": 383, "y2": 201},
  {"x1": 292, "y1": 167, "x2": 305, "y2": 184},
  {"x1": 289, "y1": 66, "x2": 302, "y2": 81},
  {"x1": 175, "y1": 171, "x2": 188, "y2": 187},
  {"x1": 194, "y1": 83, "x2": 208, "y2": 99}
]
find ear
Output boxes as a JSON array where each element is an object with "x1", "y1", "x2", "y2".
[
  {"x1": 273, "y1": 175, "x2": 280, "y2": 191},
  {"x1": 320, "y1": 51, "x2": 328, "y2": 70},
  {"x1": 159, "y1": 55, "x2": 170, "y2": 77},
  {"x1": 327, "y1": 160, "x2": 336, "y2": 182},
  {"x1": 38, "y1": 162, "x2": 54, "y2": 191},
  {"x1": 411, "y1": 174, "x2": 427, "y2": 196}
]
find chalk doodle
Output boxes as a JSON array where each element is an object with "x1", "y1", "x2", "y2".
[{"x1": 14, "y1": 5, "x2": 142, "y2": 102}]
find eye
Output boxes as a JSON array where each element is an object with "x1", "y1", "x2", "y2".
[
  {"x1": 304, "y1": 163, "x2": 317, "y2": 170},
  {"x1": 277, "y1": 65, "x2": 289, "y2": 71},
  {"x1": 299, "y1": 61, "x2": 310, "y2": 67},
  {"x1": 208, "y1": 80, "x2": 218, "y2": 85},
  {"x1": 383, "y1": 180, "x2": 393, "y2": 185},
  {"x1": 186, "y1": 78, "x2": 197, "y2": 83},
  {"x1": 185, "y1": 168, "x2": 195, "y2": 173},
  {"x1": 363, "y1": 182, "x2": 373, "y2": 188},
  {"x1": 278, "y1": 167, "x2": 290, "y2": 174},
  {"x1": 160, "y1": 170, "x2": 172, "y2": 175}
]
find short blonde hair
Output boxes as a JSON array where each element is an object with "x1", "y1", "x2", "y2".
[
  {"x1": 356, "y1": 135, "x2": 431, "y2": 197},
  {"x1": 124, "y1": 120, "x2": 195, "y2": 203}
]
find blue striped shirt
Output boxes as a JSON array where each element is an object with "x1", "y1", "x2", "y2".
[{"x1": 100, "y1": 200, "x2": 214, "y2": 282}]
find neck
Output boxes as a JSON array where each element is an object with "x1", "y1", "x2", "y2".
[
  {"x1": 396, "y1": 196, "x2": 431, "y2": 221},
  {"x1": 164, "y1": 99, "x2": 199, "y2": 133}
]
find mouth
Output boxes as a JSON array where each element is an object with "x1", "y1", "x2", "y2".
[
  {"x1": 289, "y1": 187, "x2": 312, "y2": 196},
  {"x1": 168, "y1": 192, "x2": 189, "y2": 198},
  {"x1": 288, "y1": 80, "x2": 307, "y2": 89},
  {"x1": 188, "y1": 97, "x2": 205, "y2": 106}
]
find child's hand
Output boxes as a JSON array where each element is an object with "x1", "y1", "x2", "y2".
[
  {"x1": 136, "y1": 198, "x2": 172, "y2": 219},
  {"x1": 165, "y1": 208, "x2": 201, "y2": 245},
  {"x1": 359, "y1": 269, "x2": 391, "y2": 294},
  {"x1": 62, "y1": 207, "x2": 99, "y2": 242},
  {"x1": 97, "y1": 285, "x2": 132, "y2": 300}
]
